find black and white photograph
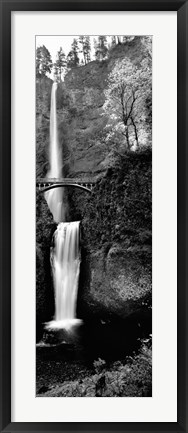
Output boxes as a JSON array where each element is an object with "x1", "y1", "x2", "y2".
[{"x1": 36, "y1": 35, "x2": 152, "y2": 398}]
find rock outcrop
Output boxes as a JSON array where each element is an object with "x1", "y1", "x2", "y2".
[
  {"x1": 76, "y1": 149, "x2": 152, "y2": 320},
  {"x1": 78, "y1": 246, "x2": 151, "y2": 320}
]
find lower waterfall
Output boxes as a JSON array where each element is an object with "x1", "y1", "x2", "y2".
[{"x1": 45, "y1": 221, "x2": 81, "y2": 330}]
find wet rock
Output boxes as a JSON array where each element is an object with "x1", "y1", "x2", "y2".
[{"x1": 79, "y1": 246, "x2": 151, "y2": 320}]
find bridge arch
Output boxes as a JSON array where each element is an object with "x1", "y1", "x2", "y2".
[{"x1": 38, "y1": 182, "x2": 92, "y2": 194}]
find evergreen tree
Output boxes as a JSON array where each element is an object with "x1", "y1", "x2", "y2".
[
  {"x1": 122, "y1": 36, "x2": 128, "y2": 43},
  {"x1": 78, "y1": 36, "x2": 86, "y2": 64},
  {"x1": 71, "y1": 38, "x2": 80, "y2": 66},
  {"x1": 117, "y1": 36, "x2": 122, "y2": 44},
  {"x1": 84, "y1": 36, "x2": 91, "y2": 63},
  {"x1": 78, "y1": 36, "x2": 91, "y2": 64},
  {"x1": 110, "y1": 36, "x2": 123, "y2": 47},
  {"x1": 111, "y1": 36, "x2": 117, "y2": 48},
  {"x1": 36, "y1": 45, "x2": 52, "y2": 77},
  {"x1": 53, "y1": 47, "x2": 66, "y2": 81},
  {"x1": 95, "y1": 36, "x2": 108, "y2": 61},
  {"x1": 53, "y1": 62, "x2": 60, "y2": 82},
  {"x1": 93, "y1": 38, "x2": 98, "y2": 52},
  {"x1": 67, "y1": 39, "x2": 80, "y2": 68}
]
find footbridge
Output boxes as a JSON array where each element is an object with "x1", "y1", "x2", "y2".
[{"x1": 36, "y1": 178, "x2": 95, "y2": 193}]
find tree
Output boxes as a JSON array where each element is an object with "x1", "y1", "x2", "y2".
[
  {"x1": 141, "y1": 36, "x2": 152, "y2": 60},
  {"x1": 36, "y1": 45, "x2": 52, "y2": 77},
  {"x1": 53, "y1": 47, "x2": 66, "y2": 81},
  {"x1": 141, "y1": 37, "x2": 152, "y2": 130},
  {"x1": 78, "y1": 36, "x2": 91, "y2": 65},
  {"x1": 95, "y1": 36, "x2": 108, "y2": 61},
  {"x1": 53, "y1": 62, "x2": 60, "y2": 82},
  {"x1": 111, "y1": 36, "x2": 117, "y2": 48},
  {"x1": 122, "y1": 36, "x2": 128, "y2": 43},
  {"x1": 103, "y1": 58, "x2": 152, "y2": 150},
  {"x1": 84, "y1": 36, "x2": 91, "y2": 63},
  {"x1": 67, "y1": 39, "x2": 80, "y2": 68},
  {"x1": 78, "y1": 36, "x2": 86, "y2": 64},
  {"x1": 117, "y1": 36, "x2": 122, "y2": 44},
  {"x1": 110, "y1": 36, "x2": 123, "y2": 48},
  {"x1": 71, "y1": 38, "x2": 80, "y2": 66},
  {"x1": 93, "y1": 38, "x2": 98, "y2": 52}
]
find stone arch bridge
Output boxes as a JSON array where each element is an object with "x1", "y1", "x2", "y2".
[{"x1": 36, "y1": 178, "x2": 95, "y2": 193}]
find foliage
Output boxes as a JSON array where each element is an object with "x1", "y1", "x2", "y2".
[
  {"x1": 103, "y1": 56, "x2": 152, "y2": 149},
  {"x1": 94, "y1": 36, "x2": 108, "y2": 61},
  {"x1": 67, "y1": 39, "x2": 80, "y2": 68},
  {"x1": 37, "y1": 339, "x2": 152, "y2": 397},
  {"x1": 36, "y1": 45, "x2": 53, "y2": 77},
  {"x1": 78, "y1": 36, "x2": 91, "y2": 65},
  {"x1": 54, "y1": 47, "x2": 67, "y2": 81},
  {"x1": 108, "y1": 36, "x2": 137, "y2": 51},
  {"x1": 84, "y1": 36, "x2": 91, "y2": 63},
  {"x1": 110, "y1": 36, "x2": 117, "y2": 48},
  {"x1": 93, "y1": 358, "x2": 106, "y2": 374},
  {"x1": 141, "y1": 36, "x2": 152, "y2": 59}
]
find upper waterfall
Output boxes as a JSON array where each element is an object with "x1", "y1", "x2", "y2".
[{"x1": 45, "y1": 82, "x2": 65, "y2": 222}]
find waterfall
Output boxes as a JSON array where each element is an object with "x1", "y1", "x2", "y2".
[
  {"x1": 44, "y1": 82, "x2": 81, "y2": 330},
  {"x1": 45, "y1": 82, "x2": 65, "y2": 223},
  {"x1": 46, "y1": 221, "x2": 81, "y2": 329}
]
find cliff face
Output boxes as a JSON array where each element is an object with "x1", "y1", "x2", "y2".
[
  {"x1": 36, "y1": 38, "x2": 152, "y2": 329},
  {"x1": 36, "y1": 61, "x2": 108, "y2": 180},
  {"x1": 63, "y1": 60, "x2": 108, "y2": 178},
  {"x1": 36, "y1": 37, "x2": 149, "y2": 180},
  {"x1": 74, "y1": 150, "x2": 152, "y2": 320},
  {"x1": 78, "y1": 247, "x2": 151, "y2": 320}
]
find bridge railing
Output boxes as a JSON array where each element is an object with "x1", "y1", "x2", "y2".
[
  {"x1": 36, "y1": 178, "x2": 94, "y2": 184},
  {"x1": 36, "y1": 178, "x2": 95, "y2": 193}
]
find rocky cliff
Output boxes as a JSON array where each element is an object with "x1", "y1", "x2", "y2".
[{"x1": 71, "y1": 149, "x2": 152, "y2": 320}]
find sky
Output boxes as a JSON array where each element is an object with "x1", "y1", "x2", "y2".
[
  {"x1": 36, "y1": 35, "x2": 101, "y2": 63},
  {"x1": 36, "y1": 36, "x2": 80, "y2": 62}
]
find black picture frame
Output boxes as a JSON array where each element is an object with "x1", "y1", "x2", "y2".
[{"x1": 0, "y1": 1, "x2": 187, "y2": 432}]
